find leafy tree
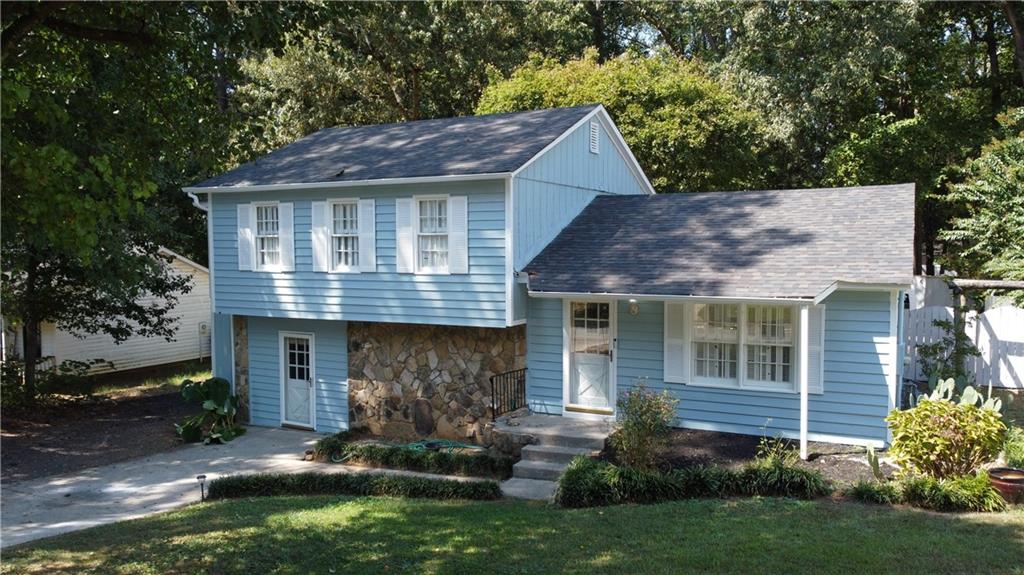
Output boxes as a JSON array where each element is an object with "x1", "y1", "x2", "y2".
[
  {"x1": 477, "y1": 49, "x2": 767, "y2": 193},
  {"x1": 940, "y1": 108, "x2": 1024, "y2": 304},
  {"x1": 233, "y1": 1, "x2": 595, "y2": 154}
]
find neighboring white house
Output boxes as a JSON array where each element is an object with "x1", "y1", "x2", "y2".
[{"x1": 2, "y1": 248, "x2": 212, "y2": 373}]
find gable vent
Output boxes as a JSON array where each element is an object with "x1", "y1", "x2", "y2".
[{"x1": 589, "y1": 121, "x2": 600, "y2": 154}]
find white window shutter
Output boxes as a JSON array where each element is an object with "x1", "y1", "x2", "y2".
[
  {"x1": 237, "y1": 203, "x2": 254, "y2": 271},
  {"x1": 395, "y1": 198, "x2": 414, "y2": 273},
  {"x1": 311, "y1": 201, "x2": 330, "y2": 272},
  {"x1": 449, "y1": 196, "x2": 469, "y2": 274},
  {"x1": 664, "y1": 302, "x2": 687, "y2": 383},
  {"x1": 358, "y1": 199, "x2": 376, "y2": 272},
  {"x1": 807, "y1": 305, "x2": 825, "y2": 394},
  {"x1": 278, "y1": 202, "x2": 295, "y2": 272}
]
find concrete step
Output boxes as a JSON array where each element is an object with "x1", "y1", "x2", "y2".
[
  {"x1": 530, "y1": 431, "x2": 607, "y2": 450},
  {"x1": 501, "y1": 477, "x2": 557, "y2": 501},
  {"x1": 521, "y1": 444, "x2": 595, "y2": 465},
  {"x1": 512, "y1": 459, "x2": 567, "y2": 481}
]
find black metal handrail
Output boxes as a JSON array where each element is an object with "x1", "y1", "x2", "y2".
[{"x1": 490, "y1": 368, "x2": 526, "y2": 420}]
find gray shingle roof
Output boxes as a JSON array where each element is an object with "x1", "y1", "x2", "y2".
[
  {"x1": 193, "y1": 105, "x2": 599, "y2": 188},
  {"x1": 523, "y1": 184, "x2": 915, "y2": 299}
]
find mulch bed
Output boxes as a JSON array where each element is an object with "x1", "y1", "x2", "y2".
[
  {"x1": 1, "y1": 391, "x2": 201, "y2": 484},
  {"x1": 605, "y1": 428, "x2": 896, "y2": 484}
]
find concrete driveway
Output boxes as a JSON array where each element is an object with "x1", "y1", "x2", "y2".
[{"x1": 1, "y1": 427, "x2": 326, "y2": 548}]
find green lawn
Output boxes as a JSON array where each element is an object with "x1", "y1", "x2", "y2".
[
  {"x1": 3, "y1": 497, "x2": 1022, "y2": 575},
  {"x1": 88, "y1": 359, "x2": 211, "y2": 396}
]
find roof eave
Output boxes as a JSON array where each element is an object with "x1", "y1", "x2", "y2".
[
  {"x1": 182, "y1": 171, "x2": 513, "y2": 195},
  {"x1": 526, "y1": 288, "x2": 815, "y2": 304},
  {"x1": 813, "y1": 280, "x2": 911, "y2": 304}
]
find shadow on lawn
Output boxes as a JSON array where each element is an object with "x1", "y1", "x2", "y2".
[{"x1": 7, "y1": 497, "x2": 1024, "y2": 575}]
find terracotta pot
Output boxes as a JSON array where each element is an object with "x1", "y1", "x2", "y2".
[{"x1": 989, "y1": 467, "x2": 1024, "y2": 504}]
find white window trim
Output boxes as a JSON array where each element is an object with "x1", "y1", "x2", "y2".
[
  {"x1": 327, "y1": 199, "x2": 360, "y2": 274},
  {"x1": 253, "y1": 201, "x2": 284, "y2": 273},
  {"x1": 414, "y1": 194, "x2": 451, "y2": 275},
  {"x1": 681, "y1": 301, "x2": 802, "y2": 395}
]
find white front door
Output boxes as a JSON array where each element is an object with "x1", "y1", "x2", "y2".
[
  {"x1": 281, "y1": 333, "x2": 315, "y2": 428},
  {"x1": 567, "y1": 301, "x2": 615, "y2": 415}
]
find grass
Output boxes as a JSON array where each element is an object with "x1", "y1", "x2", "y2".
[
  {"x1": 89, "y1": 360, "x2": 211, "y2": 397},
  {"x1": 3, "y1": 497, "x2": 1022, "y2": 575}
]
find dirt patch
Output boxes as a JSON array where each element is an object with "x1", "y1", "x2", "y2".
[
  {"x1": 605, "y1": 428, "x2": 896, "y2": 484},
  {"x1": 1, "y1": 391, "x2": 201, "y2": 484}
]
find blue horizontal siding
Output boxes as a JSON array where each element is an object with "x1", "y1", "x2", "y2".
[
  {"x1": 525, "y1": 291, "x2": 894, "y2": 445},
  {"x1": 246, "y1": 316, "x2": 348, "y2": 434},
  {"x1": 211, "y1": 180, "x2": 506, "y2": 327}
]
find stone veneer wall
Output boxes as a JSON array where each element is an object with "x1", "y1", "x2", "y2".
[
  {"x1": 232, "y1": 316, "x2": 250, "y2": 423},
  {"x1": 348, "y1": 322, "x2": 526, "y2": 443}
]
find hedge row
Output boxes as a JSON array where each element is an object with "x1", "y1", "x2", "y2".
[
  {"x1": 555, "y1": 455, "x2": 832, "y2": 508},
  {"x1": 846, "y1": 471, "x2": 1006, "y2": 512},
  {"x1": 315, "y1": 438, "x2": 514, "y2": 479},
  {"x1": 208, "y1": 471, "x2": 502, "y2": 501}
]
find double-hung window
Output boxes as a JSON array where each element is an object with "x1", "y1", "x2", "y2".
[
  {"x1": 255, "y1": 204, "x2": 281, "y2": 269},
  {"x1": 331, "y1": 201, "x2": 359, "y2": 271},
  {"x1": 417, "y1": 197, "x2": 449, "y2": 273},
  {"x1": 689, "y1": 303, "x2": 796, "y2": 391}
]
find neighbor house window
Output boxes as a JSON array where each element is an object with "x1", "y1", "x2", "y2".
[
  {"x1": 331, "y1": 201, "x2": 359, "y2": 270},
  {"x1": 692, "y1": 303, "x2": 740, "y2": 383},
  {"x1": 690, "y1": 303, "x2": 796, "y2": 391},
  {"x1": 417, "y1": 197, "x2": 448, "y2": 272},
  {"x1": 255, "y1": 204, "x2": 281, "y2": 269}
]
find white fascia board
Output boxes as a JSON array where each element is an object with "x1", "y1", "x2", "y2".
[
  {"x1": 157, "y1": 247, "x2": 209, "y2": 275},
  {"x1": 510, "y1": 105, "x2": 655, "y2": 195},
  {"x1": 182, "y1": 172, "x2": 512, "y2": 195},
  {"x1": 527, "y1": 289, "x2": 813, "y2": 304},
  {"x1": 814, "y1": 280, "x2": 910, "y2": 304}
]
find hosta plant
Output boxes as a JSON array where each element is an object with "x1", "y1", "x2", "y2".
[{"x1": 175, "y1": 377, "x2": 244, "y2": 444}]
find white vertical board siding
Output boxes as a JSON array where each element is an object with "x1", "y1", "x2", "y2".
[
  {"x1": 246, "y1": 316, "x2": 348, "y2": 433},
  {"x1": 211, "y1": 180, "x2": 507, "y2": 327},
  {"x1": 525, "y1": 290, "x2": 894, "y2": 446},
  {"x1": 44, "y1": 257, "x2": 212, "y2": 374}
]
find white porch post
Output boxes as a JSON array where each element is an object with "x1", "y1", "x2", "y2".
[{"x1": 799, "y1": 305, "x2": 810, "y2": 460}]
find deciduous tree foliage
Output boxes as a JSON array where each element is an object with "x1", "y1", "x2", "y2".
[{"x1": 477, "y1": 50, "x2": 767, "y2": 193}]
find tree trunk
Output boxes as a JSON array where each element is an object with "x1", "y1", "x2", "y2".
[
  {"x1": 1004, "y1": 1, "x2": 1024, "y2": 87},
  {"x1": 214, "y1": 43, "x2": 228, "y2": 113},
  {"x1": 22, "y1": 320, "x2": 40, "y2": 402},
  {"x1": 585, "y1": 1, "x2": 608, "y2": 63},
  {"x1": 986, "y1": 14, "x2": 1002, "y2": 116}
]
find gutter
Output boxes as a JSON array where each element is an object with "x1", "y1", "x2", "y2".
[{"x1": 181, "y1": 172, "x2": 512, "y2": 195}]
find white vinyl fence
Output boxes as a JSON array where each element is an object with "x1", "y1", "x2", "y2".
[{"x1": 904, "y1": 305, "x2": 1024, "y2": 390}]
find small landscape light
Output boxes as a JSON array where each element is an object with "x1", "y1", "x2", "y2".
[{"x1": 196, "y1": 474, "x2": 207, "y2": 502}]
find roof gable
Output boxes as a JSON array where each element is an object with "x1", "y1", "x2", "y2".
[
  {"x1": 523, "y1": 184, "x2": 915, "y2": 299},
  {"x1": 193, "y1": 105, "x2": 600, "y2": 189}
]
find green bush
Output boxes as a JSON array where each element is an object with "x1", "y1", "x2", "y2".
[
  {"x1": 314, "y1": 436, "x2": 514, "y2": 479},
  {"x1": 901, "y1": 472, "x2": 1006, "y2": 512},
  {"x1": 886, "y1": 397, "x2": 1006, "y2": 479},
  {"x1": 846, "y1": 473, "x2": 1005, "y2": 512},
  {"x1": 609, "y1": 380, "x2": 679, "y2": 470},
  {"x1": 175, "y1": 377, "x2": 243, "y2": 444},
  {"x1": 207, "y1": 471, "x2": 502, "y2": 501},
  {"x1": 555, "y1": 455, "x2": 831, "y2": 508},
  {"x1": 1004, "y1": 426, "x2": 1024, "y2": 468}
]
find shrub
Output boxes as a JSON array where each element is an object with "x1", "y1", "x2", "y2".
[
  {"x1": 886, "y1": 396, "x2": 1006, "y2": 479},
  {"x1": 846, "y1": 473, "x2": 1005, "y2": 512},
  {"x1": 609, "y1": 380, "x2": 678, "y2": 469},
  {"x1": 314, "y1": 434, "x2": 514, "y2": 479},
  {"x1": 207, "y1": 471, "x2": 502, "y2": 501},
  {"x1": 901, "y1": 472, "x2": 1006, "y2": 513},
  {"x1": 1004, "y1": 426, "x2": 1024, "y2": 468},
  {"x1": 175, "y1": 377, "x2": 244, "y2": 444},
  {"x1": 554, "y1": 454, "x2": 831, "y2": 508}
]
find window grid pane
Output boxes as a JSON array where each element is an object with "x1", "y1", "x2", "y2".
[
  {"x1": 692, "y1": 303, "x2": 739, "y2": 383},
  {"x1": 255, "y1": 205, "x2": 281, "y2": 267},
  {"x1": 330, "y1": 202, "x2": 359, "y2": 269},
  {"x1": 418, "y1": 198, "x2": 449, "y2": 271},
  {"x1": 744, "y1": 305, "x2": 794, "y2": 385}
]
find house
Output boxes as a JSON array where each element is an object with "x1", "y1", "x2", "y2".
[
  {"x1": 184, "y1": 104, "x2": 913, "y2": 452},
  {"x1": 2, "y1": 248, "x2": 212, "y2": 373}
]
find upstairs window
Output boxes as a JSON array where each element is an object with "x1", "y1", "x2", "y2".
[
  {"x1": 255, "y1": 204, "x2": 281, "y2": 269},
  {"x1": 417, "y1": 197, "x2": 449, "y2": 273},
  {"x1": 331, "y1": 201, "x2": 359, "y2": 271}
]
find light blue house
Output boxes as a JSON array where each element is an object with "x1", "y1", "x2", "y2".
[{"x1": 185, "y1": 104, "x2": 913, "y2": 451}]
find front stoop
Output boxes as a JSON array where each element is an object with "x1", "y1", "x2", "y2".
[{"x1": 496, "y1": 414, "x2": 611, "y2": 501}]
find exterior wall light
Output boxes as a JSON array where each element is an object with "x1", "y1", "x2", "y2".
[{"x1": 628, "y1": 299, "x2": 640, "y2": 316}]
